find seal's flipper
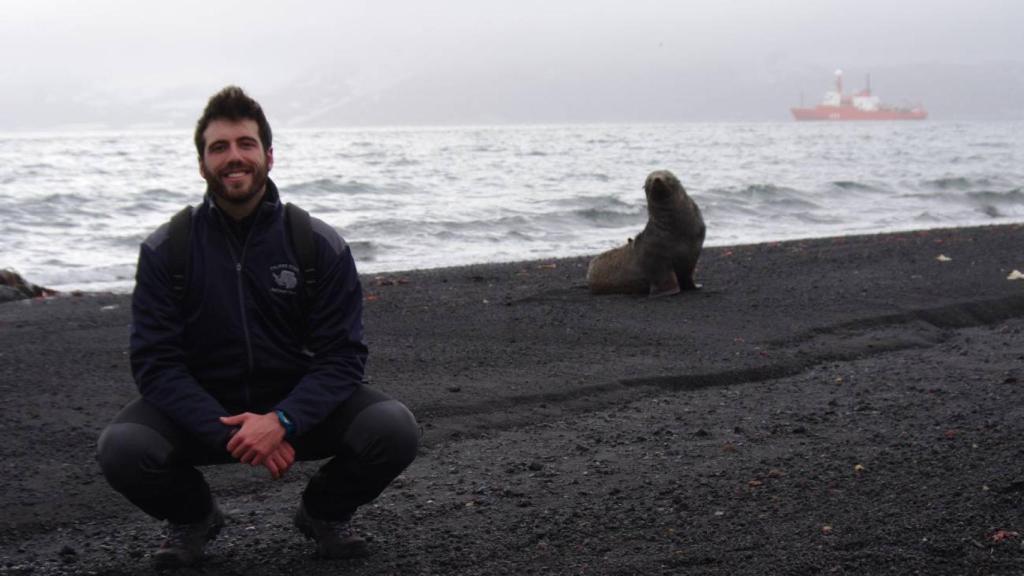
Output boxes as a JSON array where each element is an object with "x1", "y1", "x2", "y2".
[
  {"x1": 648, "y1": 270, "x2": 680, "y2": 297},
  {"x1": 680, "y1": 275, "x2": 702, "y2": 291}
]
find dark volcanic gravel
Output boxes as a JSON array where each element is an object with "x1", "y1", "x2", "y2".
[{"x1": 1, "y1": 224, "x2": 1022, "y2": 575}]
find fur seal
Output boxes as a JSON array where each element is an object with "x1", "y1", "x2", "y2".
[
  {"x1": 586, "y1": 170, "x2": 705, "y2": 296},
  {"x1": 0, "y1": 269, "x2": 56, "y2": 303}
]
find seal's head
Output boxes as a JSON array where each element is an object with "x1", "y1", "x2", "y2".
[{"x1": 644, "y1": 169, "x2": 687, "y2": 214}]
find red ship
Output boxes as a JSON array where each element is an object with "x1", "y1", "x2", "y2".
[{"x1": 791, "y1": 69, "x2": 927, "y2": 121}]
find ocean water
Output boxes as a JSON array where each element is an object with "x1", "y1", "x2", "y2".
[{"x1": 1, "y1": 122, "x2": 1021, "y2": 293}]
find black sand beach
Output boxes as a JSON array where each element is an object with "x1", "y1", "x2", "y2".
[{"x1": 1, "y1": 224, "x2": 1023, "y2": 575}]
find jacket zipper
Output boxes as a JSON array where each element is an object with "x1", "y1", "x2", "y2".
[{"x1": 215, "y1": 208, "x2": 256, "y2": 407}]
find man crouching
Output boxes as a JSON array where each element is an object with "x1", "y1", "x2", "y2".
[{"x1": 96, "y1": 86, "x2": 418, "y2": 568}]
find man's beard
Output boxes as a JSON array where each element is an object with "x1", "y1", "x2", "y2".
[{"x1": 204, "y1": 160, "x2": 268, "y2": 206}]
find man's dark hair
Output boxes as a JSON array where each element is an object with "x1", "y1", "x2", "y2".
[{"x1": 194, "y1": 86, "x2": 273, "y2": 159}]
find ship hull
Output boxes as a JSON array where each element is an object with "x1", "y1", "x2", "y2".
[{"x1": 791, "y1": 106, "x2": 927, "y2": 121}]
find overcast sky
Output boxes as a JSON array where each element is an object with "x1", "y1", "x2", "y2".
[{"x1": 2, "y1": 0, "x2": 1022, "y2": 129}]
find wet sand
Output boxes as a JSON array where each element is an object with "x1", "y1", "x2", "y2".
[{"x1": 1, "y1": 223, "x2": 1022, "y2": 575}]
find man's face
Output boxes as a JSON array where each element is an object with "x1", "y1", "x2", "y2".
[{"x1": 199, "y1": 118, "x2": 273, "y2": 210}]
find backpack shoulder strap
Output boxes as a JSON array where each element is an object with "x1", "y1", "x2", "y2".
[
  {"x1": 167, "y1": 205, "x2": 193, "y2": 301},
  {"x1": 285, "y1": 203, "x2": 317, "y2": 301}
]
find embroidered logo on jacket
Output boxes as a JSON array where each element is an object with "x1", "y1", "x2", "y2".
[{"x1": 270, "y1": 264, "x2": 299, "y2": 295}]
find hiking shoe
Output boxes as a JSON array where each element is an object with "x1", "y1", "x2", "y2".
[
  {"x1": 152, "y1": 505, "x2": 225, "y2": 569},
  {"x1": 294, "y1": 503, "x2": 369, "y2": 559}
]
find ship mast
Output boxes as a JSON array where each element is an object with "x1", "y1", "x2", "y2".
[{"x1": 835, "y1": 68, "x2": 843, "y2": 96}]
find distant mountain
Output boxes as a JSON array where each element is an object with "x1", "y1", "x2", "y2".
[
  {"x1": 1, "y1": 61, "x2": 1021, "y2": 132},
  {"x1": 270, "y1": 60, "x2": 1024, "y2": 127}
]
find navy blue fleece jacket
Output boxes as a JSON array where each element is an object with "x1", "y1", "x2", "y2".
[{"x1": 129, "y1": 179, "x2": 367, "y2": 452}]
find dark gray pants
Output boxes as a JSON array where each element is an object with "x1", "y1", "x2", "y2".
[{"x1": 96, "y1": 385, "x2": 418, "y2": 524}]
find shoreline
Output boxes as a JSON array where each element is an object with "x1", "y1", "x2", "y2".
[
  {"x1": 1, "y1": 222, "x2": 1022, "y2": 575},
  {"x1": 6, "y1": 221, "x2": 1024, "y2": 300}
]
